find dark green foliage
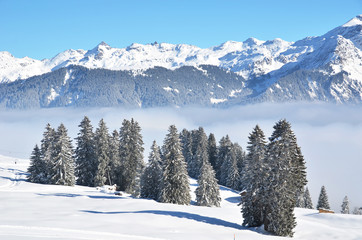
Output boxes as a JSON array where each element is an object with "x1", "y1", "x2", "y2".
[
  {"x1": 108, "y1": 130, "x2": 121, "y2": 186},
  {"x1": 94, "y1": 119, "x2": 111, "y2": 187},
  {"x1": 303, "y1": 187, "x2": 314, "y2": 209},
  {"x1": 317, "y1": 186, "x2": 331, "y2": 210},
  {"x1": 75, "y1": 116, "x2": 96, "y2": 187},
  {"x1": 119, "y1": 119, "x2": 145, "y2": 197},
  {"x1": 160, "y1": 125, "x2": 191, "y2": 205},
  {"x1": 49, "y1": 124, "x2": 75, "y2": 186},
  {"x1": 40, "y1": 123, "x2": 56, "y2": 181},
  {"x1": 27, "y1": 145, "x2": 47, "y2": 183},
  {"x1": 207, "y1": 133, "x2": 218, "y2": 171},
  {"x1": 140, "y1": 141, "x2": 163, "y2": 200},
  {"x1": 241, "y1": 125, "x2": 267, "y2": 227},
  {"x1": 263, "y1": 119, "x2": 307, "y2": 237}
]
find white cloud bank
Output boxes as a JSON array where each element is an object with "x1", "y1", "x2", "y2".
[{"x1": 0, "y1": 102, "x2": 361, "y2": 212}]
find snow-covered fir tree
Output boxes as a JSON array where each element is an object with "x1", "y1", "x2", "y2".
[
  {"x1": 303, "y1": 187, "x2": 314, "y2": 209},
  {"x1": 317, "y1": 185, "x2": 331, "y2": 210},
  {"x1": 188, "y1": 127, "x2": 208, "y2": 179},
  {"x1": 179, "y1": 129, "x2": 194, "y2": 177},
  {"x1": 341, "y1": 196, "x2": 350, "y2": 214},
  {"x1": 263, "y1": 119, "x2": 306, "y2": 237},
  {"x1": 94, "y1": 119, "x2": 111, "y2": 187},
  {"x1": 241, "y1": 125, "x2": 267, "y2": 227},
  {"x1": 49, "y1": 123, "x2": 75, "y2": 186},
  {"x1": 216, "y1": 135, "x2": 232, "y2": 185},
  {"x1": 140, "y1": 141, "x2": 163, "y2": 200},
  {"x1": 295, "y1": 188, "x2": 305, "y2": 208},
  {"x1": 119, "y1": 119, "x2": 145, "y2": 197},
  {"x1": 352, "y1": 207, "x2": 362, "y2": 215},
  {"x1": 75, "y1": 116, "x2": 96, "y2": 187},
  {"x1": 108, "y1": 130, "x2": 121, "y2": 185},
  {"x1": 40, "y1": 123, "x2": 56, "y2": 182},
  {"x1": 219, "y1": 137, "x2": 240, "y2": 190},
  {"x1": 160, "y1": 125, "x2": 191, "y2": 205},
  {"x1": 195, "y1": 128, "x2": 220, "y2": 207},
  {"x1": 207, "y1": 133, "x2": 218, "y2": 171},
  {"x1": 233, "y1": 143, "x2": 245, "y2": 191},
  {"x1": 27, "y1": 145, "x2": 47, "y2": 183}
]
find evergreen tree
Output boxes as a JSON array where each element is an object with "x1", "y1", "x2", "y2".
[
  {"x1": 75, "y1": 116, "x2": 96, "y2": 187},
  {"x1": 49, "y1": 124, "x2": 75, "y2": 186},
  {"x1": 109, "y1": 130, "x2": 121, "y2": 186},
  {"x1": 40, "y1": 123, "x2": 56, "y2": 182},
  {"x1": 241, "y1": 125, "x2": 267, "y2": 227},
  {"x1": 119, "y1": 119, "x2": 145, "y2": 196},
  {"x1": 140, "y1": 141, "x2": 163, "y2": 200},
  {"x1": 94, "y1": 119, "x2": 111, "y2": 187},
  {"x1": 263, "y1": 119, "x2": 306, "y2": 237},
  {"x1": 341, "y1": 196, "x2": 350, "y2": 214},
  {"x1": 188, "y1": 127, "x2": 208, "y2": 179},
  {"x1": 295, "y1": 188, "x2": 305, "y2": 208},
  {"x1": 160, "y1": 125, "x2": 191, "y2": 205},
  {"x1": 27, "y1": 145, "x2": 47, "y2": 183},
  {"x1": 303, "y1": 187, "x2": 314, "y2": 209},
  {"x1": 207, "y1": 133, "x2": 218, "y2": 171},
  {"x1": 352, "y1": 207, "x2": 362, "y2": 215},
  {"x1": 217, "y1": 135, "x2": 233, "y2": 186},
  {"x1": 195, "y1": 129, "x2": 220, "y2": 207},
  {"x1": 316, "y1": 185, "x2": 331, "y2": 210},
  {"x1": 233, "y1": 143, "x2": 245, "y2": 191},
  {"x1": 179, "y1": 129, "x2": 193, "y2": 177},
  {"x1": 219, "y1": 138, "x2": 240, "y2": 190}
]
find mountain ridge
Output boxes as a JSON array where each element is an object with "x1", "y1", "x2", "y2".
[{"x1": 0, "y1": 15, "x2": 361, "y2": 108}]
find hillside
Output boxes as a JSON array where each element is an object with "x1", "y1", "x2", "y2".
[
  {"x1": 0, "y1": 15, "x2": 361, "y2": 108},
  {"x1": 0, "y1": 154, "x2": 361, "y2": 240}
]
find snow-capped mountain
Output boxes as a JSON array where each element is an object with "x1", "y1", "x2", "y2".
[{"x1": 0, "y1": 15, "x2": 361, "y2": 108}]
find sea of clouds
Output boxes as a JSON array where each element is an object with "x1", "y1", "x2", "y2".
[{"x1": 1, "y1": 102, "x2": 361, "y2": 212}]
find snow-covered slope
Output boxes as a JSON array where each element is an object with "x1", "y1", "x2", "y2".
[
  {"x1": 0, "y1": 154, "x2": 362, "y2": 240},
  {"x1": 0, "y1": 15, "x2": 361, "y2": 106}
]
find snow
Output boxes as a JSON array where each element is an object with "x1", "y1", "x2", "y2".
[
  {"x1": 47, "y1": 88, "x2": 59, "y2": 104},
  {"x1": 0, "y1": 154, "x2": 362, "y2": 240},
  {"x1": 1, "y1": 15, "x2": 361, "y2": 86},
  {"x1": 229, "y1": 89, "x2": 242, "y2": 97},
  {"x1": 210, "y1": 98, "x2": 227, "y2": 104}
]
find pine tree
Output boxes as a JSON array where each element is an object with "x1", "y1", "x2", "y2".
[
  {"x1": 241, "y1": 125, "x2": 267, "y2": 227},
  {"x1": 40, "y1": 123, "x2": 56, "y2": 182},
  {"x1": 352, "y1": 207, "x2": 362, "y2": 215},
  {"x1": 295, "y1": 188, "x2": 305, "y2": 208},
  {"x1": 233, "y1": 143, "x2": 245, "y2": 191},
  {"x1": 160, "y1": 125, "x2": 191, "y2": 205},
  {"x1": 341, "y1": 196, "x2": 350, "y2": 214},
  {"x1": 119, "y1": 119, "x2": 145, "y2": 196},
  {"x1": 94, "y1": 119, "x2": 111, "y2": 187},
  {"x1": 49, "y1": 124, "x2": 75, "y2": 186},
  {"x1": 75, "y1": 116, "x2": 96, "y2": 187},
  {"x1": 109, "y1": 130, "x2": 121, "y2": 186},
  {"x1": 188, "y1": 127, "x2": 208, "y2": 179},
  {"x1": 207, "y1": 133, "x2": 218, "y2": 171},
  {"x1": 27, "y1": 145, "x2": 47, "y2": 183},
  {"x1": 219, "y1": 138, "x2": 240, "y2": 190},
  {"x1": 317, "y1": 186, "x2": 330, "y2": 210},
  {"x1": 303, "y1": 187, "x2": 314, "y2": 209},
  {"x1": 140, "y1": 141, "x2": 163, "y2": 200},
  {"x1": 217, "y1": 135, "x2": 233, "y2": 186},
  {"x1": 179, "y1": 129, "x2": 193, "y2": 177},
  {"x1": 195, "y1": 129, "x2": 220, "y2": 207},
  {"x1": 263, "y1": 119, "x2": 306, "y2": 237}
]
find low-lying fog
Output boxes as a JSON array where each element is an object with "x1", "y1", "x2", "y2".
[{"x1": 1, "y1": 102, "x2": 361, "y2": 212}]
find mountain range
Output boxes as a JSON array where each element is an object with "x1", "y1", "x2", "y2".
[{"x1": 0, "y1": 15, "x2": 361, "y2": 109}]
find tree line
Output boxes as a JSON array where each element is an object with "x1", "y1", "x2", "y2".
[{"x1": 28, "y1": 117, "x2": 309, "y2": 237}]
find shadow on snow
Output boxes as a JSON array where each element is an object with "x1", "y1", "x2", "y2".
[{"x1": 81, "y1": 209, "x2": 244, "y2": 230}]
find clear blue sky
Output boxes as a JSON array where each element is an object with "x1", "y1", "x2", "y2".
[{"x1": 0, "y1": 0, "x2": 361, "y2": 60}]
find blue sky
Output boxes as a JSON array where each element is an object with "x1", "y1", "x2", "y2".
[{"x1": 0, "y1": 0, "x2": 361, "y2": 59}]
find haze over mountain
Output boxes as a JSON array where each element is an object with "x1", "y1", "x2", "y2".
[{"x1": 0, "y1": 15, "x2": 361, "y2": 109}]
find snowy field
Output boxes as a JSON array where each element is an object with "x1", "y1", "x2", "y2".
[{"x1": 0, "y1": 155, "x2": 361, "y2": 240}]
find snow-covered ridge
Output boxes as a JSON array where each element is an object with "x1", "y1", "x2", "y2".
[{"x1": 0, "y1": 15, "x2": 361, "y2": 84}]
